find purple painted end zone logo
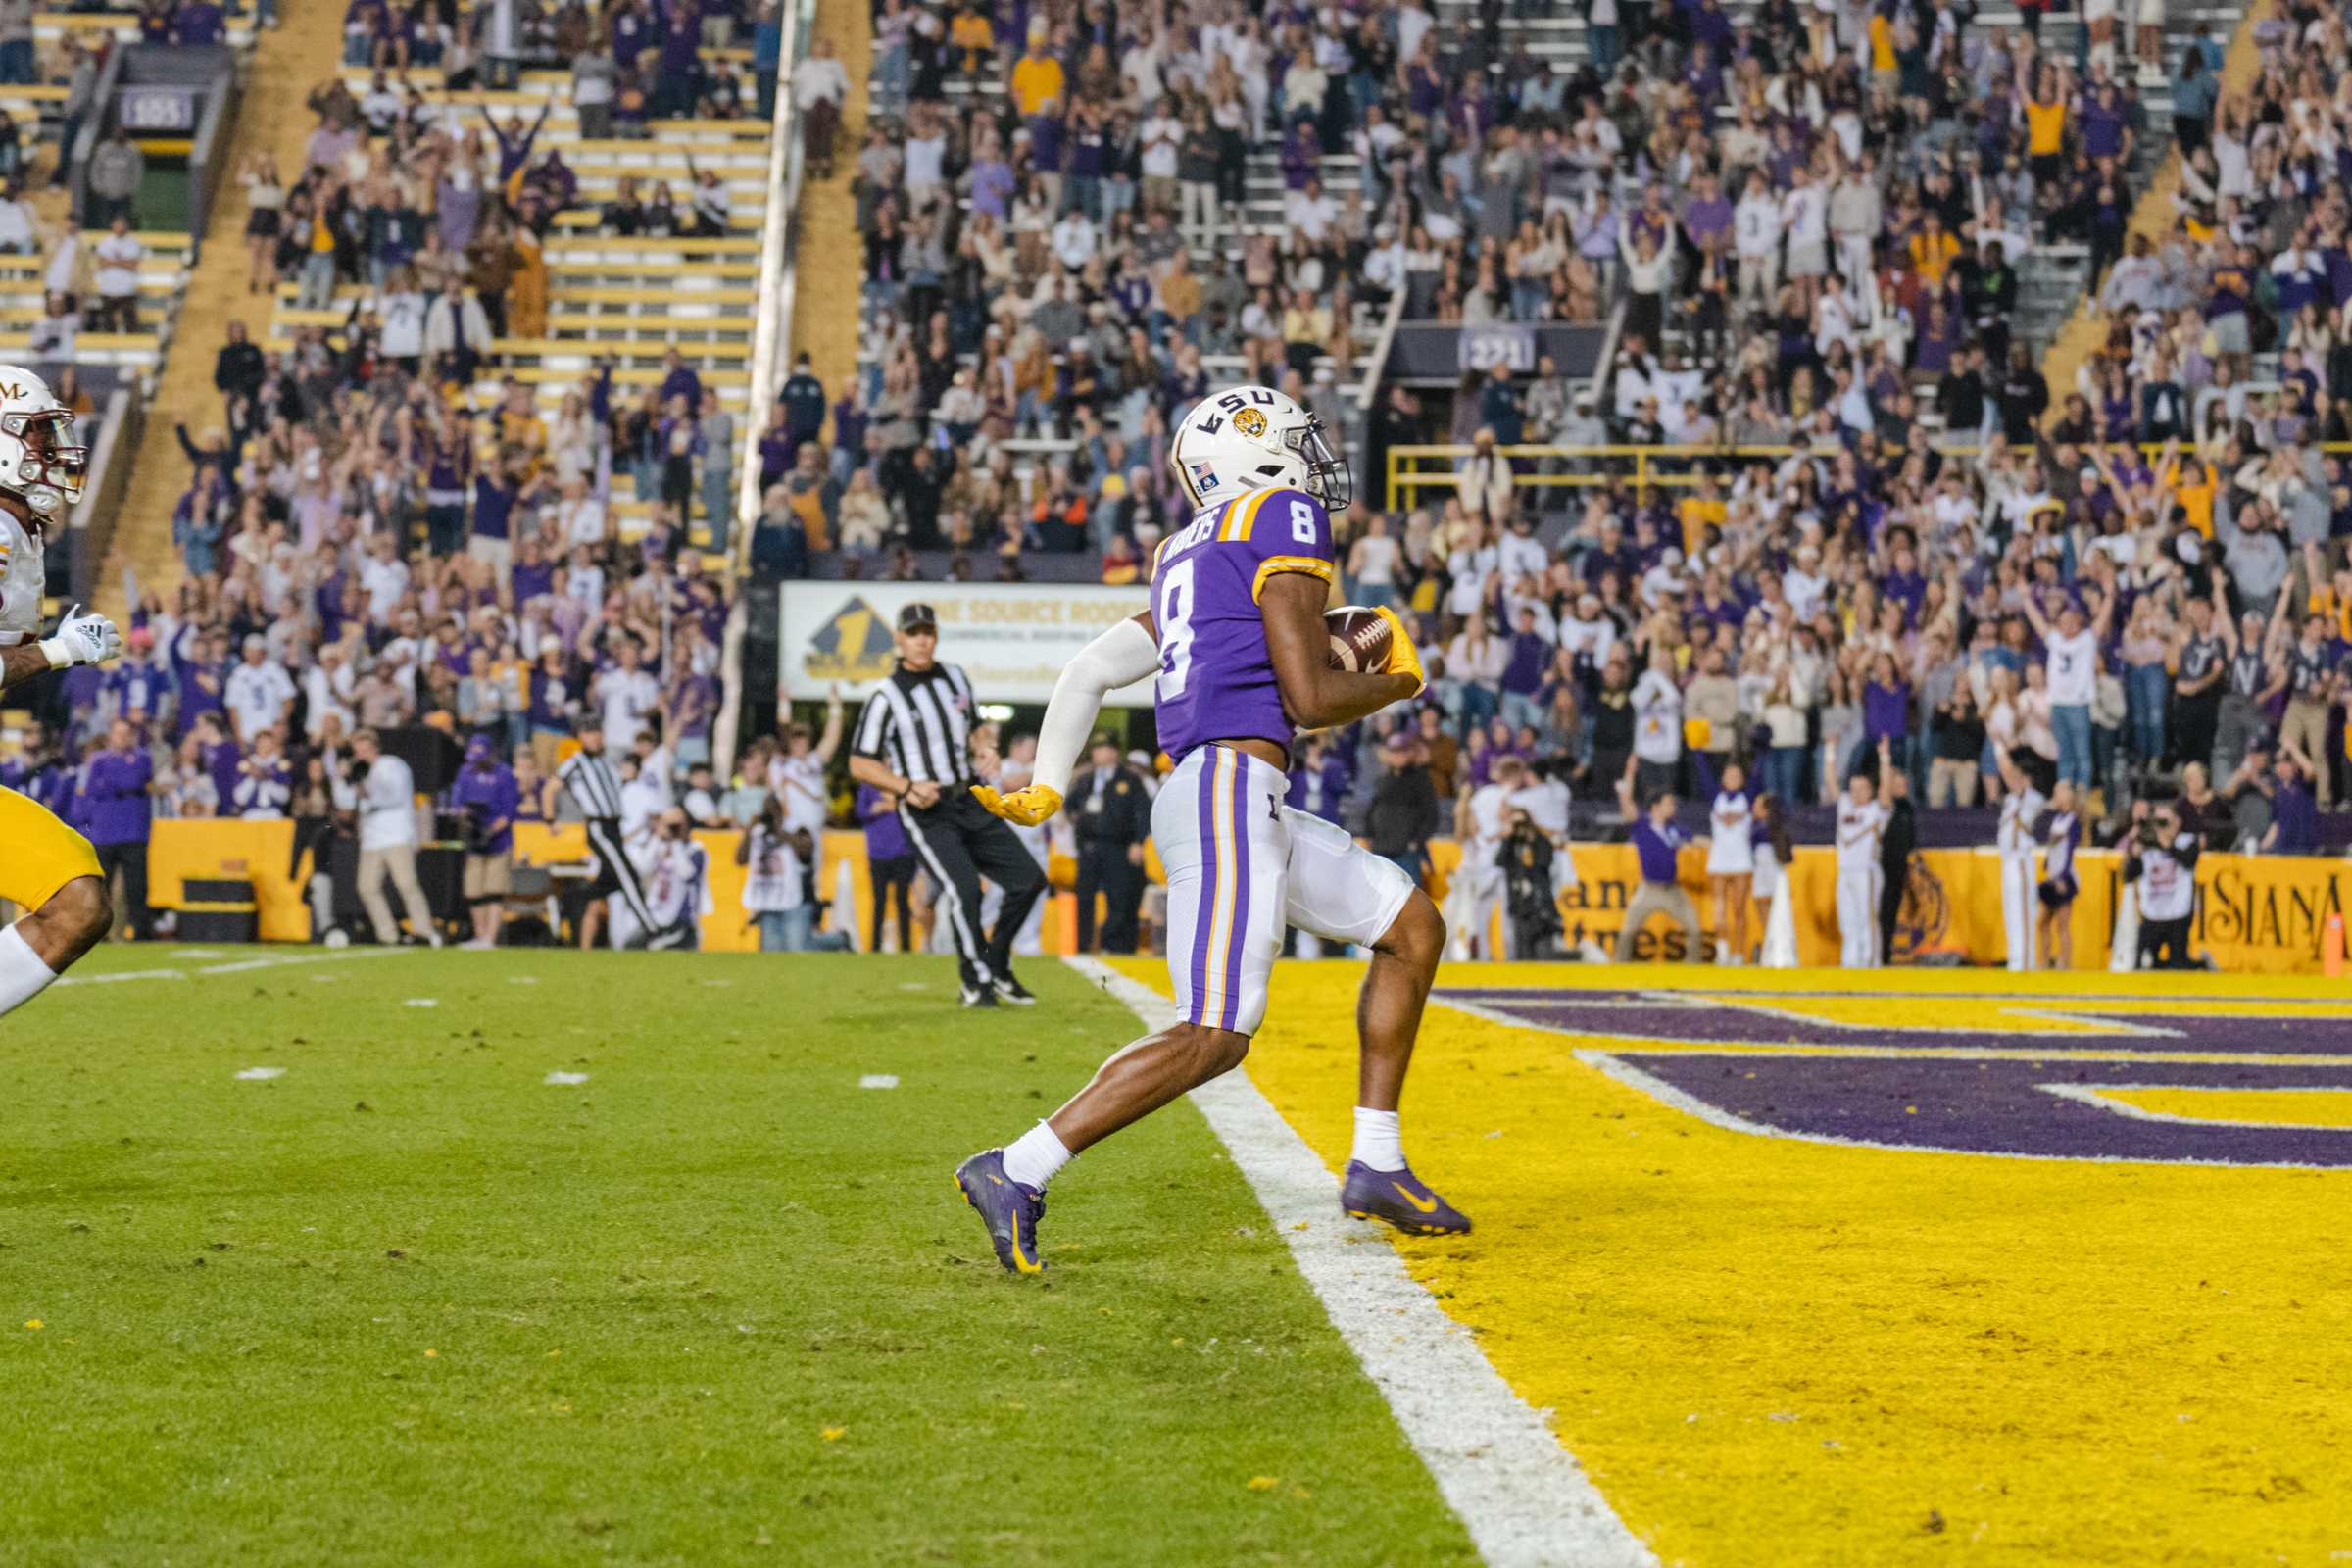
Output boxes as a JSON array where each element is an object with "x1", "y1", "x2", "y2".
[{"x1": 1440, "y1": 988, "x2": 2352, "y2": 1169}]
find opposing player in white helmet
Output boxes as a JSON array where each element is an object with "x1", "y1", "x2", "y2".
[{"x1": 0, "y1": 366, "x2": 125, "y2": 1025}]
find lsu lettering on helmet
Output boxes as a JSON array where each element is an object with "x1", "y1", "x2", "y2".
[
  {"x1": 0, "y1": 366, "x2": 85, "y2": 522},
  {"x1": 1169, "y1": 384, "x2": 1351, "y2": 514}
]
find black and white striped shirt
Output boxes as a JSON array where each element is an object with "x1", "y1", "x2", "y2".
[
  {"x1": 853, "y1": 662, "x2": 978, "y2": 788},
  {"x1": 558, "y1": 748, "x2": 625, "y2": 820}
]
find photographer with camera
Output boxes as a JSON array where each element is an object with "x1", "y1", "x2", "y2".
[
  {"x1": 2125, "y1": 796, "x2": 2202, "y2": 970},
  {"x1": 1497, "y1": 804, "x2": 1564, "y2": 960},
  {"x1": 330, "y1": 728, "x2": 441, "y2": 948},
  {"x1": 737, "y1": 791, "x2": 849, "y2": 952},
  {"x1": 448, "y1": 735, "x2": 519, "y2": 950},
  {"x1": 632, "y1": 808, "x2": 710, "y2": 951}
]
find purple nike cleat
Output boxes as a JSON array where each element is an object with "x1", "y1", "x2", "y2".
[
  {"x1": 955, "y1": 1149, "x2": 1048, "y2": 1274},
  {"x1": 1341, "y1": 1160, "x2": 1472, "y2": 1236}
]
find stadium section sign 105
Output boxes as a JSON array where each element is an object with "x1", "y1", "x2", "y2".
[{"x1": 779, "y1": 582, "x2": 1154, "y2": 705}]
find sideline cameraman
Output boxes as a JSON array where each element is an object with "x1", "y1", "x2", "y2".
[
  {"x1": 1497, "y1": 806, "x2": 1563, "y2": 960},
  {"x1": 449, "y1": 736, "x2": 518, "y2": 950},
  {"x1": 2125, "y1": 798, "x2": 2200, "y2": 969},
  {"x1": 331, "y1": 728, "x2": 442, "y2": 948},
  {"x1": 633, "y1": 808, "x2": 710, "y2": 951}
]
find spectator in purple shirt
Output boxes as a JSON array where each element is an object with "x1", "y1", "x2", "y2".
[
  {"x1": 1860, "y1": 652, "x2": 1913, "y2": 774},
  {"x1": 659, "y1": 348, "x2": 703, "y2": 411},
  {"x1": 858, "y1": 781, "x2": 916, "y2": 953},
  {"x1": 1499, "y1": 606, "x2": 1551, "y2": 731},
  {"x1": 449, "y1": 734, "x2": 520, "y2": 948},
  {"x1": 192, "y1": 710, "x2": 241, "y2": 806},
  {"x1": 967, "y1": 139, "x2": 1015, "y2": 220},
  {"x1": 2078, "y1": 83, "x2": 2129, "y2": 164},
  {"x1": 1285, "y1": 734, "x2": 1349, "y2": 825},
  {"x1": 172, "y1": 0, "x2": 226, "y2": 47},
  {"x1": 80, "y1": 719, "x2": 156, "y2": 941},
  {"x1": 1614, "y1": 781, "x2": 1702, "y2": 962}
]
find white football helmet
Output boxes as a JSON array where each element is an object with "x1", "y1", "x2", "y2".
[
  {"x1": 0, "y1": 366, "x2": 84, "y2": 521},
  {"x1": 1170, "y1": 384, "x2": 1351, "y2": 513}
]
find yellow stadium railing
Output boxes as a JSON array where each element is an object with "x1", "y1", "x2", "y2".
[
  {"x1": 1388, "y1": 443, "x2": 1808, "y2": 511},
  {"x1": 1379, "y1": 440, "x2": 2291, "y2": 513}
]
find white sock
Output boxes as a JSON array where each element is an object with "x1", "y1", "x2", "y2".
[
  {"x1": 1001, "y1": 1120, "x2": 1073, "y2": 1190},
  {"x1": 1350, "y1": 1107, "x2": 1406, "y2": 1172},
  {"x1": 0, "y1": 922, "x2": 59, "y2": 1019}
]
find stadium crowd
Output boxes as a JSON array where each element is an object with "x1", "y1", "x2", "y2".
[
  {"x1": 0, "y1": 3, "x2": 777, "y2": 946},
  {"x1": 771, "y1": 0, "x2": 2349, "y2": 865},
  {"x1": 10, "y1": 0, "x2": 2352, "y2": 968}
]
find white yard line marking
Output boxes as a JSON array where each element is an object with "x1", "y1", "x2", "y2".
[
  {"x1": 200, "y1": 950, "x2": 410, "y2": 976},
  {"x1": 233, "y1": 1066, "x2": 285, "y2": 1080},
  {"x1": 543, "y1": 1071, "x2": 590, "y2": 1086},
  {"x1": 1069, "y1": 958, "x2": 1655, "y2": 1568},
  {"x1": 58, "y1": 948, "x2": 411, "y2": 987},
  {"x1": 62, "y1": 967, "x2": 188, "y2": 985},
  {"x1": 858, "y1": 1074, "x2": 900, "y2": 1089}
]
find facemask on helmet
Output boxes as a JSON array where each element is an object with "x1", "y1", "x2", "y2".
[
  {"x1": 0, "y1": 366, "x2": 85, "y2": 521},
  {"x1": 1285, "y1": 415, "x2": 1351, "y2": 512}
]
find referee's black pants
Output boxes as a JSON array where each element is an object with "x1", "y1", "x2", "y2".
[
  {"x1": 582, "y1": 816, "x2": 660, "y2": 943},
  {"x1": 900, "y1": 791, "x2": 1045, "y2": 988}
]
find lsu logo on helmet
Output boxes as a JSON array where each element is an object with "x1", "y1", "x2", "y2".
[{"x1": 1167, "y1": 384, "x2": 1352, "y2": 512}]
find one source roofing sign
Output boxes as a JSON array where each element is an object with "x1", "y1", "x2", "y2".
[{"x1": 780, "y1": 582, "x2": 1155, "y2": 706}]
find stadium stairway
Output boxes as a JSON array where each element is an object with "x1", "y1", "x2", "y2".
[
  {"x1": 95, "y1": 0, "x2": 339, "y2": 622},
  {"x1": 2035, "y1": 0, "x2": 2273, "y2": 406},
  {"x1": 277, "y1": 65, "x2": 766, "y2": 545},
  {"x1": 789, "y1": 0, "x2": 872, "y2": 438}
]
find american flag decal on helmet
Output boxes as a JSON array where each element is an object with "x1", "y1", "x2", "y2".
[{"x1": 1188, "y1": 460, "x2": 1219, "y2": 494}]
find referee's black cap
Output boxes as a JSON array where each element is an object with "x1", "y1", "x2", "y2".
[{"x1": 896, "y1": 602, "x2": 940, "y2": 633}]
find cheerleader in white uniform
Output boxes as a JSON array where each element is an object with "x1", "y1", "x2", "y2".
[
  {"x1": 1992, "y1": 743, "x2": 2047, "y2": 973},
  {"x1": 1751, "y1": 792, "x2": 1800, "y2": 968},
  {"x1": 2034, "y1": 780, "x2": 2081, "y2": 971},
  {"x1": 1835, "y1": 764, "x2": 1890, "y2": 968},
  {"x1": 1705, "y1": 760, "x2": 1755, "y2": 964}
]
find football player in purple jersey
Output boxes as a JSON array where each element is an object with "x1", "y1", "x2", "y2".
[{"x1": 955, "y1": 385, "x2": 1467, "y2": 1274}]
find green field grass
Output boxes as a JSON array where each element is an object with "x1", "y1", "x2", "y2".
[{"x1": 0, "y1": 947, "x2": 1474, "y2": 1568}]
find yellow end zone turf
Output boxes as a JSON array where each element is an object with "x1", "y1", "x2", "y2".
[{"x1": 1107, "y1": 959, "x2": 2352, "y2": 1566}]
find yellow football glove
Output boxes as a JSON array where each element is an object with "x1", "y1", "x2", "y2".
[
  {"x1": 971, "y1": 783, "x2": 1064, "y2": 826},
  {"x1": 1372, "y1": 605, "x2": 1425, "y2": 695}
]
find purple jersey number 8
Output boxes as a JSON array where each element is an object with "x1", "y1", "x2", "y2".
[{"x1": 1157, "y1": 557, "x2": 1196, "y2": 699}]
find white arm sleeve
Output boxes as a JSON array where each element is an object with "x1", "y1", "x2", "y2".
[{"x1": 1030, "y1": 615, "x2": 1160, "y2": 799}]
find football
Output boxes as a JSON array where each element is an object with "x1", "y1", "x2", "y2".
[{"x1": 1325, "y1": 606, "x2": 1393, "y2": 672}]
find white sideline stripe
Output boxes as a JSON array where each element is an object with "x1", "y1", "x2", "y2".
[
  {"x1": 57, "y1": 949, "x2": 410, "y2": 986},
  {"x1": 1068, "y1": 957, "x2": 1655, "y2": 1568}
]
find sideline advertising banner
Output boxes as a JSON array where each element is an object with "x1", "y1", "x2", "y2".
[
  {"x1": 1426, "y1": 841, "x2": 2352, "y2": 974},
  {"x1": 778, "y1": 582, "x2": 1153, "y2": 705}
]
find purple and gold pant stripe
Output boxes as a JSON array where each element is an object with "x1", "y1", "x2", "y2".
[{"x1": 1187, "y1": 748, "x2": 1251, "y2": 1032}]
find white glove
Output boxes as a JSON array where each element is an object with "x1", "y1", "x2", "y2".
[{"x1": 40, "y1": 604, "x2": 123, "y2": 669}]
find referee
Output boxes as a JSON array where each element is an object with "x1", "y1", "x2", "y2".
[
  {"x1": 557, "y1": 718, "x2": 663, "y2": 950},
  {"x1": 848, "y1": 603, "x2": 1045, "y2": 1007}
]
